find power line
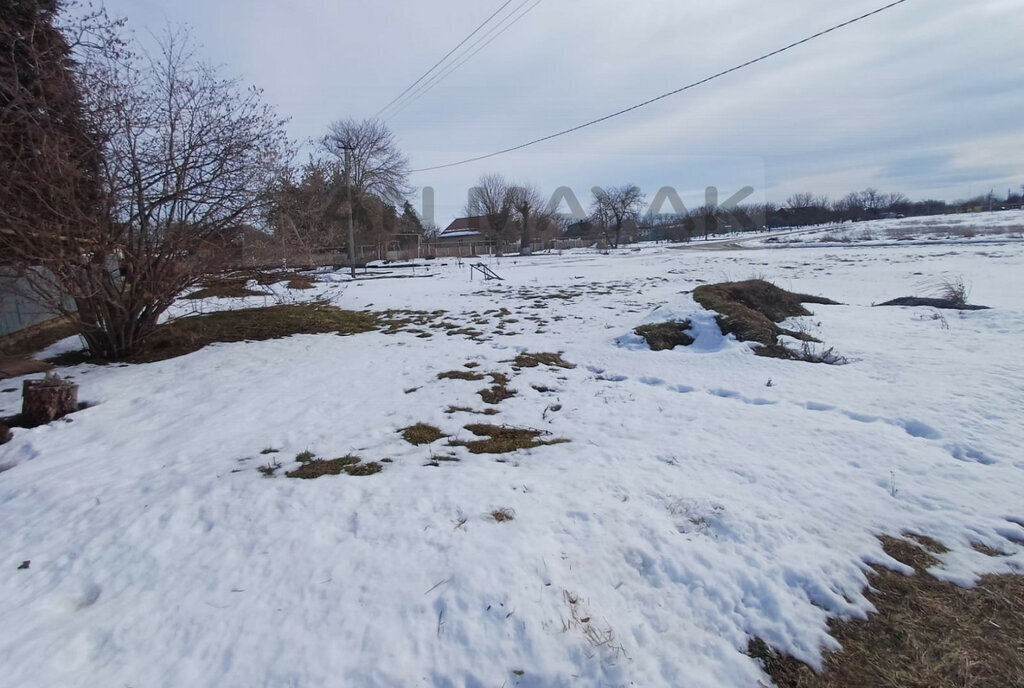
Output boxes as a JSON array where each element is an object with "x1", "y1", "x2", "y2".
[
  {"x1": 385, "y1": 0, "x2": 543, "y2": 122},
  {"x1": 373, "y1": 0, "x2": 515, "y2": 120},
  {"x1": 411, "y1": 0, "x2": 912, "y2": 173}
]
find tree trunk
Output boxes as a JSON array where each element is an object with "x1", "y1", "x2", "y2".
[{"x1": 22, "y1": 373, "x2": 79, "y2": 426}]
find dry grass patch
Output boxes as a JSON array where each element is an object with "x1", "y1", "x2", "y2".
[
  {"x1": 257, "y1": 460, "x2": 281, "y2": 477},
  {"x1": 450, "y1": 424, "x2": 568, "y2": 454},
  {"x1": 876, "y1": 296, "x2": 989, "y2": 311},
  {"x1": 286, "y1": 274, "x2": 317, "y2": 290},
  {"x1": 286, "y1": 454, "x2": 381, "y2": 479},
  {"x1": 0, "y1": 318, "x2": 79, "y2": 357},
  {"x1": 401, "y1": 423, "x2": 446, "y2": 445},
  {"x1": 751, "y1": 535, "x2": 1024, "y2": 688},
  {"x1": 120, "y1": 303, "x2": 378, "y2": 364},
  {"x1": 437, "y1": 369, "x2": 485, "y2": 381},
  {"x1": 445, "y1": 405, "x2": 500, "y2": 416},
  {"x1": 634, "y1": 321, "x2": 694, "y2": 351},
  {"x1": 971, "y1": 541, "x2": 1010, "y2": 557},
  {"x1": 186, "y1": 275, "x2": 266, "y2": 300},
  {"x1": 478, "y1": 373, "x2": 517, "y2": 405},
  {"x1": 491, "y1": 508, "x2": 516, "y2": 522},
  {"x1": 693, "y1": 279, "x2": 837, "y2": 346},
  {"x1": 693, "y1": 279, "x2": 840, "y2": 361},
  {"x1": 511, "y1": 352, "x2": 576, "y2": 369},
  {"x1": 377, "y1": 309, "x2": 447, "y2": 335}
]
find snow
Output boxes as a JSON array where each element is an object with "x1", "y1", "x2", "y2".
[
  {"x1": 2, "y1": 211, "x2": 1024, "y2": 687},
  {"x1": 743, "y1": 209, "x2": 1024, "y2": 248}
]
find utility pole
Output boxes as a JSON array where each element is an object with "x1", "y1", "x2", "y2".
[{"x1": 344, "y1": 145, "x2": 356, "y2": 277}]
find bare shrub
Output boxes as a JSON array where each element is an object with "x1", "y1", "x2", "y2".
[{"x1": 937, "y1": 275, "x2": 970, "y2": 307}]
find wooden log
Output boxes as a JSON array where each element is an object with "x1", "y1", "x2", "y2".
[{"x1": 22, "y1": 373, "x2": 78, "y2": 426}]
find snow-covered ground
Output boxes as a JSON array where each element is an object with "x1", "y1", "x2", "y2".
[
  {"x1": 743, "y1": 209, "x2": 1024, "y2": 249},
  {"x1": 2, "y1": 216, "x2": 1024, "y2": 687}
]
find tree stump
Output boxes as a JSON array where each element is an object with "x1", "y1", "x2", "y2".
[{"x1": 22, "y1": 373, "x2": 78, "y2": 426}]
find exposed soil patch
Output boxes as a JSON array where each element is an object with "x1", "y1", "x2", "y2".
[
  {"x1": 401, "y1": 423, "x2": 446, "y2": 445},
  {"x1": 876, "y1": 297, "x2": 989, "y2": 310},
  {"x1": 449, "y1": 424, "x2": 567, "y2": 454},
  {"x1": 634, "y1": 321, "x2": 694, "y2": 351},
  {"x1": 511, "y1": 352, "x2": 576, "y2": 369},
  {"x1": 693, "y1": 280, "x2": 841, "y2": 361},
  {"x1": 751, "y1": 535, "x2": 1024, "y2": 688}
]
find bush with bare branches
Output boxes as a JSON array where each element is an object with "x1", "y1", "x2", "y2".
[{"x1": 1, "y1": 6, "x2": 289, "y2": 359}]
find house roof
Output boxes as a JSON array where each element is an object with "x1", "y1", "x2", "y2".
[{"x1": 440, "y1": 216, "x2": 487, "y2": 235}]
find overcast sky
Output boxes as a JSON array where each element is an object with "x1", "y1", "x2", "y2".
[{"x1": 99, "y1": 0, "x2": 1023, "y2": 227}]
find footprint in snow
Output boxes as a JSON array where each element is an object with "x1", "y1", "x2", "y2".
[
  {"x1": 947, "y1": 444, "x2": 995, "y2": 465},
  {"x1": 900, "y1": 419, "x2": 942, "y2": 440},
  {"x1": 710, "y1": 389, "x2": 740, "y2": 399}
]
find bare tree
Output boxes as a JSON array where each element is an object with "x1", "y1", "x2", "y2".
[
  {"x1": 321, "y1": 118, "x2": 410, "y2": 268},
  {"x1": 1, "y1": 12, "x2": 289, "y2": 359},
  {"x1": 510, "y1": 184, "x2": 550, "y2": 256},
  {"x1": 466, "y1": 173, "x2": 515, "y2": 256},
  {"x1": 697, "y1": 205, "x2": 719, "y2": 240},
  {"x1": 591, "y1": 185, "x2": 644, "y2": 248},
  {"x1": 785, "y1": 193, "x2": 831, "y2": 226},
  {"x1": 322, "y1": 118, "x2": 411, "y2": 203}
]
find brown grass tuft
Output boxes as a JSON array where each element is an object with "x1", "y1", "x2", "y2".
[
  {"x1": 477, "y1": 372, "x2": 516, "y2": 405},
  {"x1": 450, "y1": 424, "x2": 567, "y2": 454},
  {"x1": 491, "y1": 508, "x2": 515, "y2": 522},
  {"x1": 634, "y1": 321, "x2": 694, "y2": 351},
  {"x1": 286, "y1": 455, "x2": 381, "y2": 479},
  {"x1": 511, "y1": 352, "x2": 576, "y2": 369},
  {"x1": 971, "y1": 541, "x2": 1009, "y2": 557},
  {"x1": 401, "y1": 423, "x2": 446, "y2": 445},
  {"x1": 445, "y1": 406, "x2": 500, "y2": 416},
  {"x1": 437, "y1": 370, "x2": 485, "y2": 381}
]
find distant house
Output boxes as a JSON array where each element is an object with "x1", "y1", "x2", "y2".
[
  {"x1": 437, "y1": 216, "x2": 486, "y2": 243},
  {"x1": 434, "y1": 216, "x2": 495, "y2": 255}
]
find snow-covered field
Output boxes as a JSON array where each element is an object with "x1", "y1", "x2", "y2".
[
  {"x1": 2, "y1": 213, "x2": 1024, "y2": 688},
  {"x1": 744, "y1": 209, "x2": 1024, "y2": 249}
]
